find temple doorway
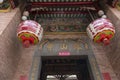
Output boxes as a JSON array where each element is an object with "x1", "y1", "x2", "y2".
[
  {"x1": 39, "y1": 56, "x2": 94, "y2": 80},
  {"x1": 29, "y1": 39, "x2": 103, "y2": 80}
]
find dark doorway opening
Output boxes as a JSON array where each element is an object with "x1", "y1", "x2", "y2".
[{"x1": 39, "y1": 56, "x2": 94, "y2": 80}]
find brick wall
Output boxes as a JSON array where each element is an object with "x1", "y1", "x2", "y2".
[{"x1": 0, "y1": 8, "x2": 22, "y2": 80}]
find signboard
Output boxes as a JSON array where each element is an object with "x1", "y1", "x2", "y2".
[{"x1": 59, "y1": 51, "x2": 70, "y2": 56}]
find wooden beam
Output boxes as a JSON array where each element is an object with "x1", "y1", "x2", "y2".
[
  {"x1": 30, "y1": 11, "x2": 90, "y2": 14},
  {"x1": 30, "y1": 2, "x2": 94, "y2": 7}
]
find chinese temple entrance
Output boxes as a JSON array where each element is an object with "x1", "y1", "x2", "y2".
[
  {"x1": 39, "y1": 56, "x2": 94, "y2": 80},
  {"x1": 29, "y1": 39, "x2": 103, "y2": 80}
]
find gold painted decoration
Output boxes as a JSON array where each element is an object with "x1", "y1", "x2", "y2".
[
  {"x1": 85, "y1": 43, "x2": 89, "y2": 50},
  {"x1": 0, "y1": 0, "x2": 11, "y2": 12},
  {"x1": 47, "y1": 42, "x2": 53, "y2": 52},
  {"x1": 73, "y1": 42, "x2": 82, "y2": 51},
  {"x1": 61, "y1": 43, "x2": 68, "y2": 50},
  {"x1": 39, "y1": 40, "x2": 49, "y2": 50},
  {"x1": 60, "y1": 40, "x2": 68, "y2": 50}
]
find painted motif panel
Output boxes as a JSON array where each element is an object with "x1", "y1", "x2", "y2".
[{"x1": 33, "y1": 18, "x2": 90, "y2": 33}]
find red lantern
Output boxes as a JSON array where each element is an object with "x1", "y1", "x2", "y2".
[
  {"x1": 87, "y1": 18, "x2": 115, "y2": 45},
  {"x1": 17, "y1": 20, "x2": 43, "y2": 48}
]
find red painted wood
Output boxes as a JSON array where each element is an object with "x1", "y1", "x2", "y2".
[
  {"x1": 102, "y1": 73, "x2": 111, "y2": 80},
  {"x1": 30, "y1": 2, "x2": 94, "y2": 6}
]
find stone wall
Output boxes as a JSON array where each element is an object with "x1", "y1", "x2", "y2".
[
  {"x1": 0, "y1": 8, "x2": 22, "y2": 80},
  {"x1": 105, "y1": 7, "x2": 120, "y2": 79},
  {"x1": 13, "y1": 46, "x2": 36, "y2": 80}
]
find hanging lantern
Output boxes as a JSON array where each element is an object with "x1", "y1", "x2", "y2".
[
  {"x1": 17, "y1": 20, "x2": 43, "y2": 48},
  {"x1": 87, "y1": 18, "x2": 115, "y2": 45}
]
